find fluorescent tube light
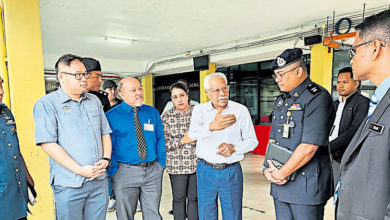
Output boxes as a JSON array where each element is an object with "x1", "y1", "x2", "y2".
[{"x1": 104, "y1": 36, "x2": 134, "y2": 45}]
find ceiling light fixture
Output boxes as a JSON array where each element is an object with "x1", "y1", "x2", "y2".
[{"x1": 104, "y1": 36, "x2": 135, "y2": 45}]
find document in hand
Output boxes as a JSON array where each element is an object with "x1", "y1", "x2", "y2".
[{"x1": 263, "y1": 142, "x2": 297, "y2": 181}]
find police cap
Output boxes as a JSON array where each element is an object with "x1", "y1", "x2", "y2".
[
  {"x1": 82, "y1": 57, "x2": 101, "y2": 72},
  {"x1": 271, "y1": 48, "x2": 303, "y2": 71}
]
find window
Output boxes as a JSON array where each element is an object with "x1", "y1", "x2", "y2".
[{"x1": 332, "y1": 50, "x2": 375, "y2": 100}]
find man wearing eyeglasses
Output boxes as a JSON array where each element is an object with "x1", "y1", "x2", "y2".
[
  {"x1": 33, "y1": 54, "x2": 112, "y2": 220},
  {"x1": 187, "y1": 72, "x2": 258, "y2": 220},
  {"x1": 336, "y1": 10, "x2": 390, "y2": 220},
  {"x1": 263, "y1": 48, "x2": 333, "y2": 220},
  {"x1": 82, "y1": 57, "x2": 111, "y2": 112}
]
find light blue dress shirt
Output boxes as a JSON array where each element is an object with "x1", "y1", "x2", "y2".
[
  {"x1": 374, "y1": 76, "x2": 390, "y2": 103},
  {"x1": 33, "y1": 88, "x2": 112, "y2": 187}
]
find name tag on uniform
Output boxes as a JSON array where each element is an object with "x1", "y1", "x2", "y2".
[
  {"x1": 368, "y1": 122, "x2": 384, "y2": 135},
  {"x1": 144, "y1": 123, "x2": 154, "y2": 131}
]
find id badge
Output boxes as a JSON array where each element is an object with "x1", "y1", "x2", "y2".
[
  {"x1": 282, "y1": 124, "x2": 289, "y2": 138},
  {"x1": 144, "y1": 123, "x2": 154, "y2": 131}
]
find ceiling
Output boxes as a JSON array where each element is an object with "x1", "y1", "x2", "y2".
[{"x1": 39, "y1": 0, "x2": 389, "y2": 75}]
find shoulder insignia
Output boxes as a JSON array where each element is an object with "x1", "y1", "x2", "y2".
[
  {"x1": 98, "y1": 90, "x2": 108, "y2": 96},
  {"x1": 307, "y1": 83, "x2": 320, "y2": 95}
]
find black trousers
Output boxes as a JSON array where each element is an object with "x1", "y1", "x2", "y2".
[{"x1": 169, "y1": 173, "x2": 198, "y2": 220}]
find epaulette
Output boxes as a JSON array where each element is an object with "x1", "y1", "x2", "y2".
[
  {"x1": 307, "y1": 83, "x2": 320, "y2": 95},
  {"x1": 275, "y1": 93, "x2": 284, "y2": 101},
  {"x1": 98, "y1": 90, "x2": 108, "y2": 96}
]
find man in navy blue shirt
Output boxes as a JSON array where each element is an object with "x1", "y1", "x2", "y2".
[{"x1": 106, "y1": 77, "x2": 166, "y2": 220}]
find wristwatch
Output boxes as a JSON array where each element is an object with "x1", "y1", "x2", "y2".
[{"x1": 102, "y1": 157, "x2": 111, "y2": 166}]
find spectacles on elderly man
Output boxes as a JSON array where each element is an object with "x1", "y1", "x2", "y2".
[
  {"x1": 61, "y1": 72, "x2": 91, "y2": 80},
  {"x1": 207, "y1": 85, "x2": 230, "y2": 95}
]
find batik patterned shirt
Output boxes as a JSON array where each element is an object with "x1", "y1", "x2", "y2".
[{"x1": 162, "y1": 105, "x2": 197, "y2": 174}]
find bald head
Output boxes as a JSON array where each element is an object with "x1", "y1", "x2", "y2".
[{"x1": 118, "y1": 77, "x2": 144, "y2": 107}]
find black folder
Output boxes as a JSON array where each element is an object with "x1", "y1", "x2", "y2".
[{"x1": 263, "y1": 142, "x2": 297, "y2": 181}]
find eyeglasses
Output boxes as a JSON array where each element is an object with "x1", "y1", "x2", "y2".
[
  {"x1": 347, "y1": 40, "x2": 375, "y2": 59},
  {"x1": 61, "y1": 72, "x2": 91, "y2": 80},
  {"x1": 207, "y1": 85, "x2": 229, "y2": 95},
  {"x1": 272, "y1": 66, "x2": 301, "y2": 80}
]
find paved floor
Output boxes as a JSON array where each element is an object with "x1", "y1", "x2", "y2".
[{"x1": 107, "y1": 153, "x2": 335, "y2": 220}]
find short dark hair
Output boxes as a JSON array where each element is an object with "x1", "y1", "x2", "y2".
[
  {"x1": 355, "y1": 9, "x2": 390, "y2": 43},
  {"x1": 298, "y1": 58, "x2": 308, "y2": 73},
  {"x1": 338, "y1": 66, "x2": 361, "y2": 89},
  {"x1": 169, "y1": 82, "x2": 188, "y2": 95},
  {"x1": 338, "y1": 67, "x2": 353, "y2": 78},
  {"x1": 55, "y1": 54, "x2": 83, "y2": 74}
]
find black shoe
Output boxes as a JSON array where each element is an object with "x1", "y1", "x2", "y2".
[{"x1": 168, "y1": 210, "x2": 173, "y2": 215}]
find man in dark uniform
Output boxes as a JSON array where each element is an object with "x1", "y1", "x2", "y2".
[
  {"x1": 329, "y1": 67, "x2": 369, "y2": 187},
  {"x1": 336, "y1": 10, "x2": 390, "y2": 219},
  {"x1": 263, "y1": 48, "x2": 333, "y2": 220},
  {"x1": 103, "y1": 79, "x2": 122, "y2": 110},
  {"x1": 102, "y1": 79, "x2": 122, "y2": 212},
  {"x1": 82, "y1": 57, "x2": 111, "y2": 112},
  {"x1": 0, "y1": 76, "x2": 35, "y2": 220}
]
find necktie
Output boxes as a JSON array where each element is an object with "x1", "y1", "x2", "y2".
[
  {"x1": 367, "y1": 94, "x2": 378, "y2": 119},
  {"x1": 133, "y1": 107, "x2": 147, "y2": 160}
]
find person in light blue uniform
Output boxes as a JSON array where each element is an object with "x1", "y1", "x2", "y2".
[
  {"x1": 33, "y1": 54, "x2": 112, "y2": 220},
  {"x1": 0, "y1": 76, "x2": 34, "y2": 220},
  {"x1": 263, "y1": 48, "x2": 334, "y2": 220}
]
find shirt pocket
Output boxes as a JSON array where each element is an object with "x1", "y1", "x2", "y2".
[
  {"x1": 88, "y1": 108, "x2": 101, "y2": 128},
  {"x1": 89, "y1": 108, "x2": 101, "y2": 117}
]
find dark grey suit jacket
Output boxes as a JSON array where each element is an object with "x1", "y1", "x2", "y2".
[
  {"x1": 337, "y1": 89, "x2": 390, "y2": 220},
  {"x1": 330, "y1": 92, "x2": 369, "y2": 162}
]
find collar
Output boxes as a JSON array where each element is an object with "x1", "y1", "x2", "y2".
[
  {"x1": 206, "y1": 100, "x2": 231, "y2": 112},
  {"x1": 57, "y1": 87, "x2": 88, "y2": 104},
  {"x1": 173, "y1": 105, "x2": 193, "y2": 114},
  {"x1": 374, "y1": 76, "x2": 390, "y2": 102},
  {"x1": 338, "y1": 91, "x2": 357, "y2": 103},
  {"x1": 120, "y1": 101, "x2": 144, "y2": 113},
  {"x1": 288, "y1": 77, "x2": 311, "y2": 100}
]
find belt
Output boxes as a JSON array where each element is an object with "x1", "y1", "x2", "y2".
[
  {"x1": 199, "y1": 159, "x2": 238, "y2": 170},
  {"x1": 118, "y1": 160, "x2": 155, "y2": 168}
]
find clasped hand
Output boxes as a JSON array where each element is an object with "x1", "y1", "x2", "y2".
[
  {"x1": 216, "y1": 143, "x2": 235, "y2": 157},
  {"x1": 78, "y1": 159, "x2": 109, "y2": 181},
  {"x1": 263, "y1": 160, "x2": 287, "y2": 185}
]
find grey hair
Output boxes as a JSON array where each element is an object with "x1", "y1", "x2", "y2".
[
  {"x1": 204, "y1": 72, "x2": 228, "y2": 90},
  {"x1": 117, "y1": 81, "x2": 123, "y2": 94}
]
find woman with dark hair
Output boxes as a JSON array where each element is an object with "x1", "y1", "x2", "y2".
[{"x1": 161, "y1": 82, "x2": 198, "y2": 220}]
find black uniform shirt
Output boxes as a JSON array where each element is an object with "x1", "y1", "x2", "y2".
[
  {"x1": 269, "y1": 77, "x2": 334, "y2": 205},
  {"x1": 89, "y1": 90, "x2": 111, "y2": 112}
]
